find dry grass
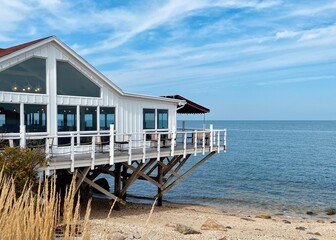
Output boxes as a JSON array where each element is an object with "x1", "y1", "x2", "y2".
[{"x1": 0, "y1": 170, "x2": 91, "y2": 240}]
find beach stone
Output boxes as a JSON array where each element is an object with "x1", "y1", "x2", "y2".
[
  {"x1": 306, "y1": 211, "x2": 315, "y2": 216},
  {"x1": 165, "y1": 223, "x2": 177, "y2": 228},
  {"x1": 316, "y1": 220, "x2": 325, "y2": 223},
  {"x1": 282, "y1": 220, "x2": 291, "y2": 224},
  {"x1": 326, "y1": 208, "x2": 336, "y2": 215},
  {"x1": 256, "y1": 215, "x2": 272, "y2": 219},
  {"x1": 330, "y1": 221, "x2": 336, "y2": 224},
  {"x1": 201, "y1": 219, "x2": 226, "y2": 231},
  {"x1": 308, "y1": 238, "x2": 320, "y2": 240},
  {"x1": 133, "y1": 232, "x2": 141, "y2": 239},
  {"x1": 107, "y1": 232, "x2": 128, "y2": 240},
  {"x1": 295, "y1": 226, "x2": 307, "y2": 231},
  {"x1": 307, "y1": 232, "x2": 321, "y2": 236},
  {"x1": 226, "y1": 226, "x2": 232, "y2": 229},
  {"x1": 175, "y1": 224, "x2": 201, "y2": 235}
]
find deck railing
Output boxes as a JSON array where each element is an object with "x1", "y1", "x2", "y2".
[{"x1": 0, "y1": 124, "x2": 226, "y2": 172}]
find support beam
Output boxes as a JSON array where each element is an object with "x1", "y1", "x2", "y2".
[
  {"x1": 75, "y1": 167, "x2": 90, "y2": 193},
  {"x1": 156, "y1": 152, "x2": 216, "y2": 198},
  {"x1": 77, "y1": 171, "x2": 126, "y2": 205},
  {"x1": 122, "y1": 165, "x2": 128, "y2": 201},
  {"x1": 120, "y1": 161, "x2": 144, "y2": 196},
  {"x1": 122, "y1": 159, "x2": 159, "y2": 188},
  {"x1": 114, "y1": 163, "x2": 122, "y2": 197},
  {"x1": 163, "y1": 154, "x2": 190, "y2": 188},
  {"x1": 157, "y1": 159, "x2": 163, "y2": 206}
]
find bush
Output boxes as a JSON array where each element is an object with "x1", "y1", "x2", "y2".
[{"x1": 0, "y1": 147, "x2": 46, "y2": 194}]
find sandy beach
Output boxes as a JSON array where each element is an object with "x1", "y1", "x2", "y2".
[{"x1": 88, "y1": 199, "x2": 336, "y2": 240}]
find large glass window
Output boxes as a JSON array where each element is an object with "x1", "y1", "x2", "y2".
[
  {"x1": 143, "y1": 109, "x2": 155, "y2": 129},
  {"x1": 157, "y1": 109, "x2": 168, "y2": 129},
  {"x1": 57, "y1": 61, "x2": 100, "y2": 97},
  {"x1": 58, "y1": 106, "x2": 77, "y2": 132},
  {"x1": 0, "y1": 57, "x2": 46, "y2": 94},
  {"x1": 0, "y1": 103, "x2": 20, "y2": 133},
  {"x1": 80, "y1": 107, "x2": 97, "y2": 131},
  {"x1": 100, "y1": 107, "x2": 115, "y2": 130},
  {"x1": 24, "y1": 104, "x2": 47, "y2": 132}
]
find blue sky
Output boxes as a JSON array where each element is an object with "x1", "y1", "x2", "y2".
[{"x1": 1, "y1": 0, "x2": 336, "y2": 120}]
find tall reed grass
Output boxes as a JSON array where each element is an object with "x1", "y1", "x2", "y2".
[{"x1": 0, "y1": 170, "x2": 91, "y2": 240}]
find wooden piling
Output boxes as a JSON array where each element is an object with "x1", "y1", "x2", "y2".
[
  {"x1": 122, "y1": 164, "x2": 128, "y2": 201},
  {"x1": 157, "y1": 159, "x2": 163, "y2": 206}
]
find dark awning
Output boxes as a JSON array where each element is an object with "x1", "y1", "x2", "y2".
[{"x1": 163, "y1": 95, "x2": 210, "y2": 114}]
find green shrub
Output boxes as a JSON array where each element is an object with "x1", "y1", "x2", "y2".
[{"x1": 0, "y1": 147, "x2": 46, "y2": 194}]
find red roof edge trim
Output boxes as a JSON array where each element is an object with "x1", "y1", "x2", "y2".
[{"x1": 0, "y1": 36, "x2": 53, "y2": 58}]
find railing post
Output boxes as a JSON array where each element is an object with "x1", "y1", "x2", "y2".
[
  {"x1": 70, "y1": 133, "x2": 75, "y2": 172},
  {"x1": 217, "y1": 131, "x2": 221, "y2": 153},
  {"x1": 157, "y1": 133, "x2": 161, "y2": 161},
  {"x1": 224, "y1": 128, "x2": 227, "y2": 152},
  {"x1": 183, "y1": 132, "x2": 187, "y2": 158},
  {"x1": 202, "y1": 131, "x2": 205, "y2": 155},
  {"x1": 109, "y1": 124, "x2": 114, "y2": 165},
  {"x1": 210, "y1": 124, "x2": 213, "y2": 152},
  {"x1": 128, "y1": 134, "x2": 132, "y2": 165},
  {"x1": 20, "y1": 125, "x2": 26, "y2": 148},
  {"x1": 91, "y1": 136, "x2": 96, "y2": 170},
  {"x1": 170, "y1": 131, "x2": 175, "y2": 156},
  {"x1": 45, "y1": 137, "x2": 50, "y2": 159},
  {"x1": 142, "y1": 132, "x2": 146, "y2": 163},
  {"x1": 194, "y1": 130, "x2": 197, "y2": 156}
]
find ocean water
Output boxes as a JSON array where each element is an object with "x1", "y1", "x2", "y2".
[{"x1": 117, "y1": 121, "x2": 336, "y2": 215}]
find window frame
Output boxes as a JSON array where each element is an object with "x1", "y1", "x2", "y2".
[
  {"x1": 157, "y1": 109, "x2": 169, "y2": 130},
  {"x1": 143, "y1": 108, "x2": 156, "y2": 130}
]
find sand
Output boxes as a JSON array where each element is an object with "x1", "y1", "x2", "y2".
[{"x1": 88, "y1": 199, "x2": 336, "y2": 240}]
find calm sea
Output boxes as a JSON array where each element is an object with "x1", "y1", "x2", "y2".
[{"x1": 114, "y1": 121, "x2": 336, "y2": 215}]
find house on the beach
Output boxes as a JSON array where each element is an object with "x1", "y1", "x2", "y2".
[{"x1": 0, "y1": 36, "x2": 226, "y2": 205}]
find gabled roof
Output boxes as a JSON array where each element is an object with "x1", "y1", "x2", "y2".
[
  {"x1": 0, "y1": 36, "x2": 182, "y2": 105},
  {"x1": 0, "y1": 36, "x2": 51, "y2": 58},
  {"x1": 163, "y1": 95, "x2": 210, "y2": 114}
]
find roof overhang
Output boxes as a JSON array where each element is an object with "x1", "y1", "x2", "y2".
[{"x1": 163, "y1": 95, "x2": 210, "y2": 114}]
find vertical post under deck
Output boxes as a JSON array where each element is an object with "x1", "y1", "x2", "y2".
[
  {"x1": 114, "y1": 163, "x2": 122, "y2": 208},
  {"x1": 157, "y1": 159, "x2": 163, "y2": 206},
  {"x1": 109, "y1": 124, "x2": 115, "y2": 165},
  {"x1": 122, "y1": 165, "x2": 128, "y2": 201}
]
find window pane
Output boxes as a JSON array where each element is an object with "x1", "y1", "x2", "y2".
[
  {"x1": 24, "y1": 104, "x2": 47, "y2": 132},
  {"x1": 57, "y1": 61, "x2": 100, "y2": 97},
  {"x1": 57, "y1": 106, "x2": 77, "y2": 131},
  {"x1": 80, "y1": 107, "x2": 97, "y2": 131},
  {"x1": 0, "y1": 103, "x2": 20, "y2": 133},
  {"x1": 157, "y1": 109, "x2": 168, "y2": 129},
  {"x1": 143, "y1": 109, "x2": 155, "y2": 129},
  {"x1": 0, "y1": 58, "x2": 46, "y2": 94},
  {"x1": 100, "y1": 107, "x2": 115, "y2": 130}
]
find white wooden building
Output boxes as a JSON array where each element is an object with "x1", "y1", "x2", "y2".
[{"x1": 0, "y1": 36, "x2": 226, "y2": 205}]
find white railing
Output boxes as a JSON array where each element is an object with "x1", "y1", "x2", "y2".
[{"x1": 0, "y1": 124, "x2": 227, "y2": 171}]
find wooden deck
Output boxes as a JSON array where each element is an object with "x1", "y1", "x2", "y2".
[{"x1": 47, "y1": 143, "x2": 225, "y2": 171}]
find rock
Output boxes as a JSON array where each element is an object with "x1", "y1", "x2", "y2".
[
  {"x1": 133, "y1": 232, "x2": 141, "y2": 239},
  {"x1": 201, "y1": 219, "x2": 226, "y2": 231},
  {"x1": 308, "y1": 238, "x2": 320, "y2": 240},
  {"x1": 127, "y1": 233, "x2": 133, "y2": 240},
  {"x1": 326, "y1": 208, "x2": 336, "y2": 215},
  {"x1": 107, "y1": 232, "x2": 128, "y2": 240},
  {"x1": 330, "y1": 221, "x2": 336, "y2": 224},
  {"x1": 175, "y1": 224, "x2": 201, "y2": 235},
  {"x1": 306, "y1": 211, "x2": 315, "y2": 216},
  {"x1": 296, "y1": 226, "x2": 307, "y2": 231},
  {"x1": 256, "y1": 215, "x2": 272, "y2": 219},
  {"x1": 218, "y1": 237, "x2": 227, "y2": 240},
  {"x1": 282, "y1": 220, "x2": 291, "y2": 224},
  {"x1": 226, "y1": 226, "x2": 232, "y2": 229},
  {"x1": 307, "y1": 232, "x2": 321, "y2": 236},
  {"x1": 316, "y1": 220, "x2": 325, "y2": 223},
  {"x1": 241, "y1": 217, "x2": 255, "y2": 222}
]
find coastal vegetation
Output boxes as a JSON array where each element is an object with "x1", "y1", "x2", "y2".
[{"x1": 0, "y1": 147, "x2": 91, "y2": 240}]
